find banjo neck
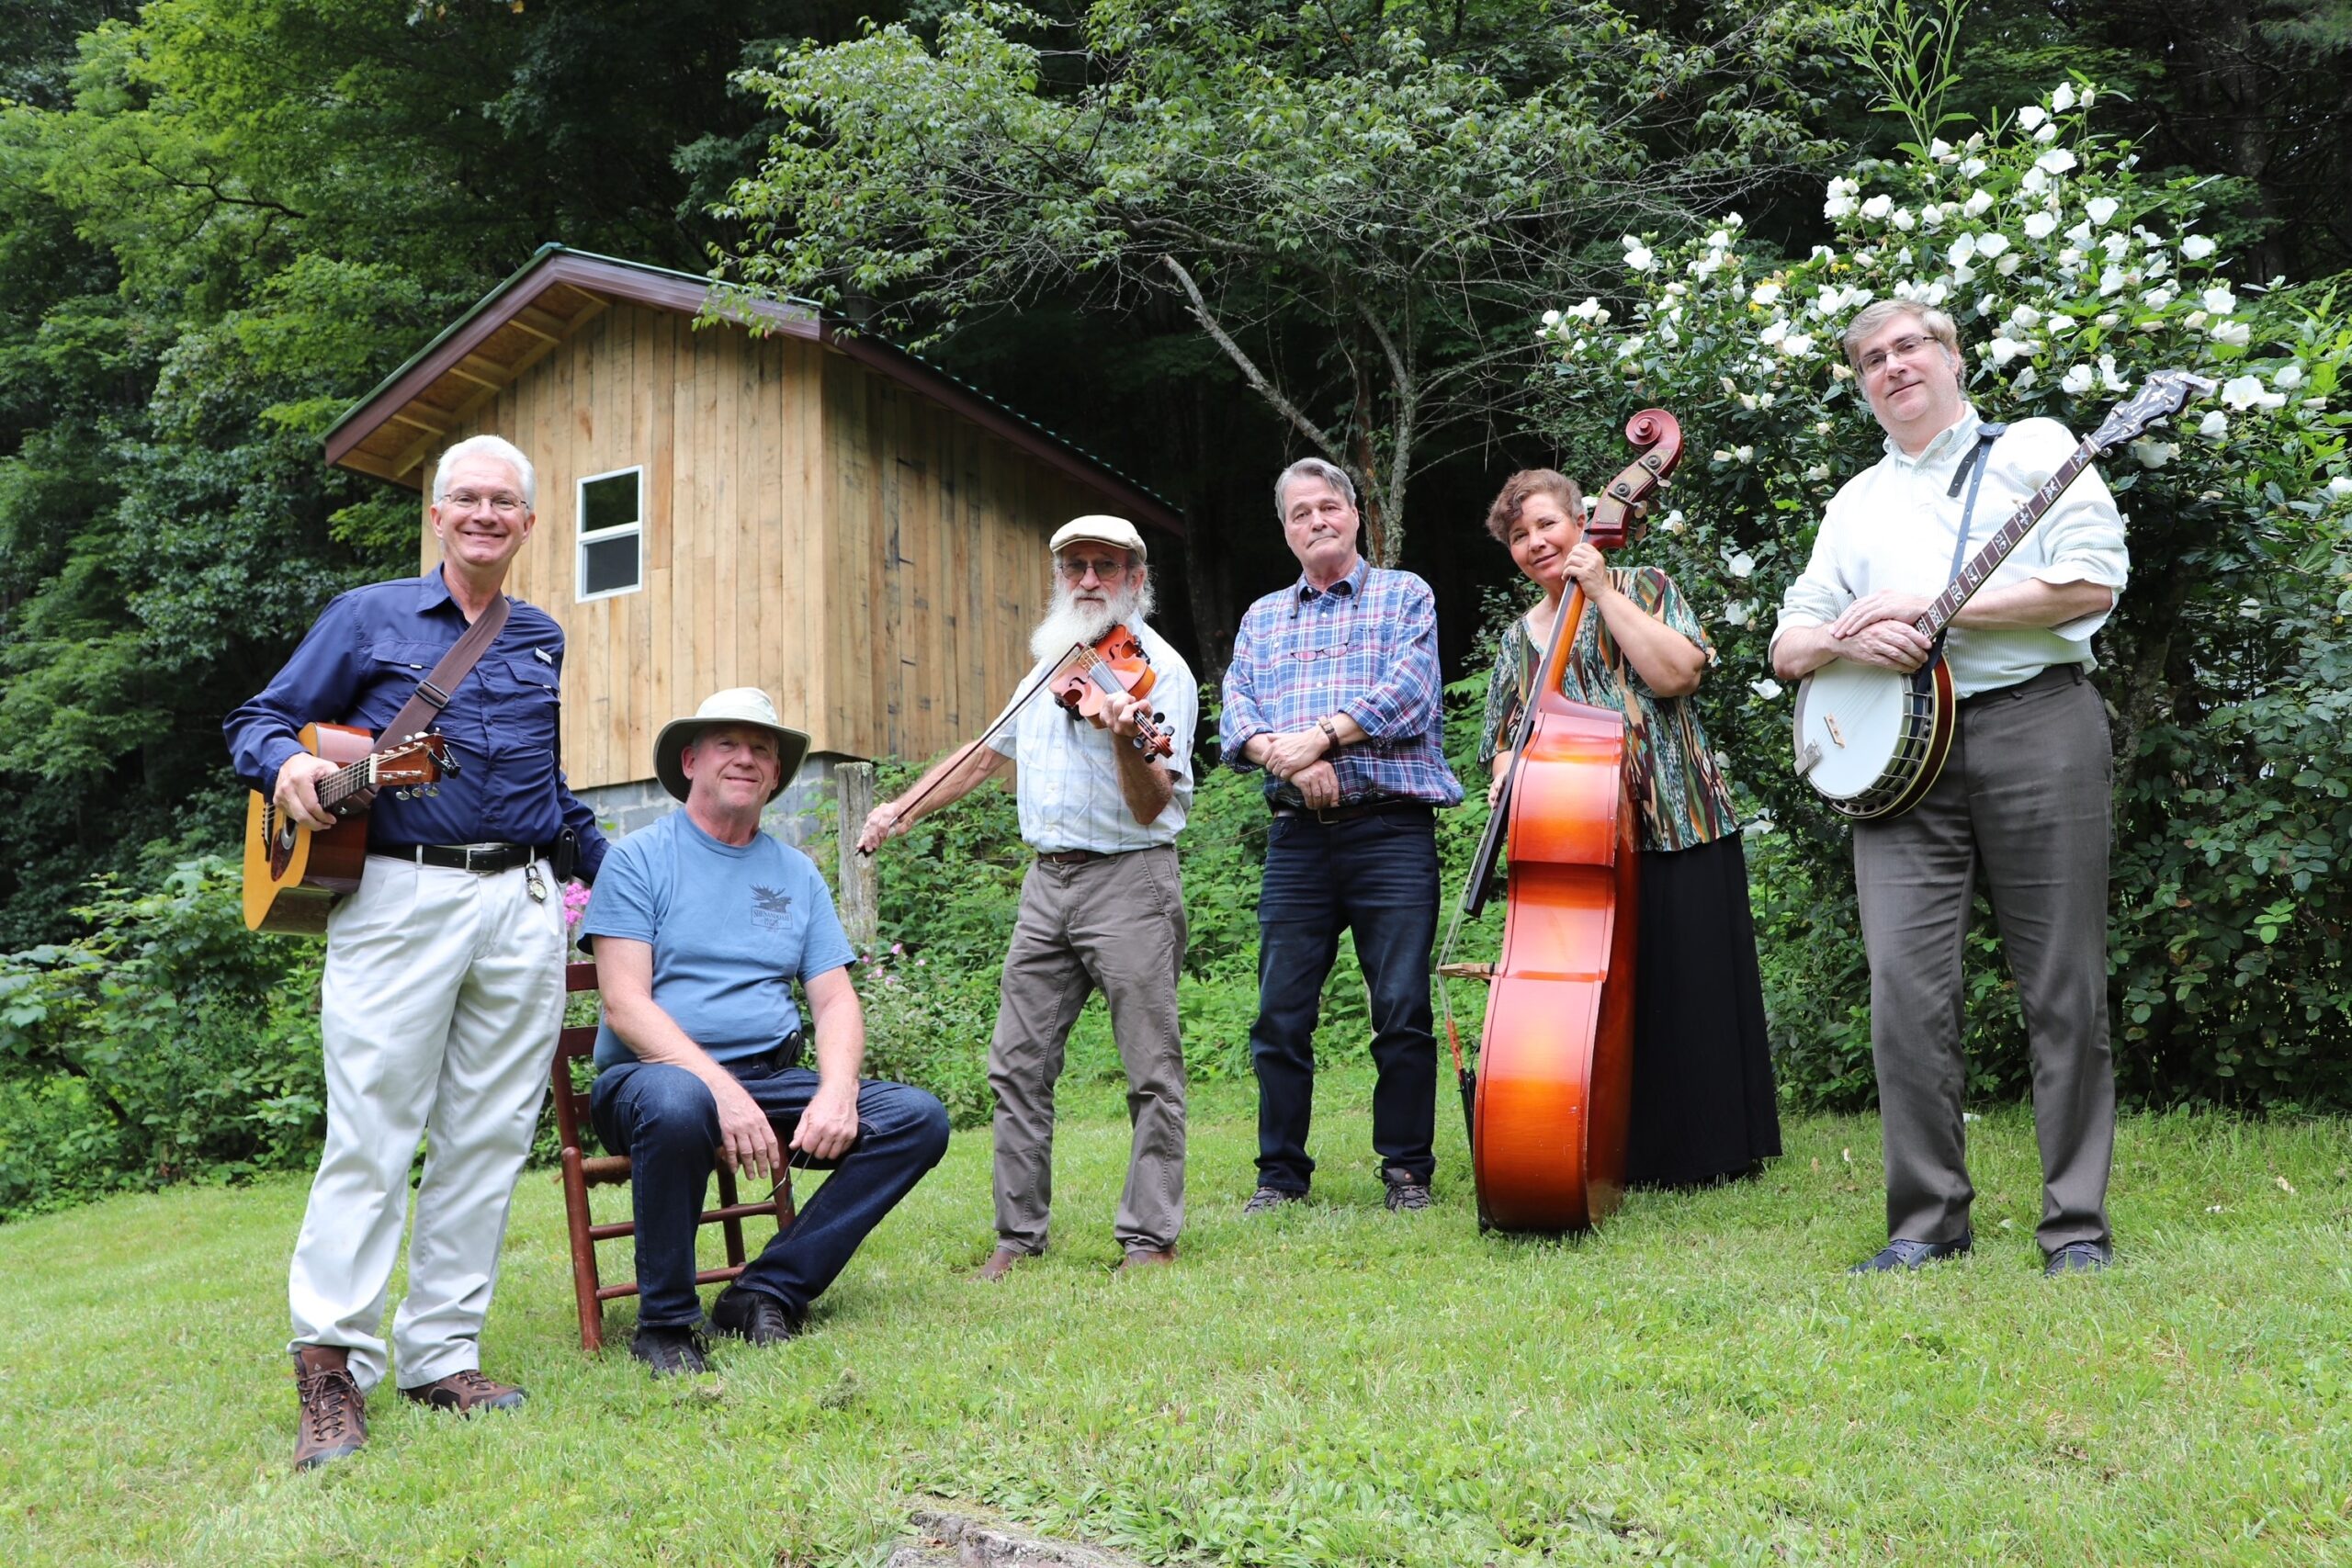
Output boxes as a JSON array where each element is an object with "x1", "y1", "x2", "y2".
[{"x1": 1912, "y1": 439, "x2": 2098, "y2": 641}]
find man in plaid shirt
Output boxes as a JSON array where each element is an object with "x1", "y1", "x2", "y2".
[{"x1": 1220, "y1": 457, "x2": 1464, "y2": 1214}]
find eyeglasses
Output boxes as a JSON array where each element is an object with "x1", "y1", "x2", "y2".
[
  {"x1": 1057, "y1": 555, "x2": 1129, "y2": 581},
  {"x1": 440, "y1": 490, "x2": 527, "y2": 514},
  {"x1": 1857, "y1": 333, "x2": 1939, "y2": 378}
]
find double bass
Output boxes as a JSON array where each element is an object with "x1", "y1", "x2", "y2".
[{"x1": 1442, "y1": 410, "x2": 1684, "y2": 1232}]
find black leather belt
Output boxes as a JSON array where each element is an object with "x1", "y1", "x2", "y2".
[
  {"x1": 1958, "y1": 663, "x2": 2083, "y2": 708},
  {"x1": 1272, "y1": 797, "x2": 1435, "y2": 827},
  {"x1": 729, "y1": 1031, "x2": 806, "y2": 1075},
  {"x1": 378, "y1": 842, "x2": 548, "y2": 874},
  {"x1": 1037, "y1": 848, "x2": 1117, "y2": 865}
]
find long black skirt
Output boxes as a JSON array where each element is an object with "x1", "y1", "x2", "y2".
[{"x1": 1622, "y1": 830, "x2": 1782, "y2": 1187}]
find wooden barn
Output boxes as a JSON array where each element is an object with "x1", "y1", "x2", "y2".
[{"x1": 322, "y1": 244, "x2": 1180, "y2": 832}]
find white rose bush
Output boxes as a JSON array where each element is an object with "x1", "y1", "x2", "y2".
[{"x1": 1533, "y1": 85, "x2": 2352, "y2": 1111}]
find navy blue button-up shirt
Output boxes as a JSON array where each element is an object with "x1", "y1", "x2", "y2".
[{"x1": 224, "y1": 568, "x2": 608, "y2": 881}]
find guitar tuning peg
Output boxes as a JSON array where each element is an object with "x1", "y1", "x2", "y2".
[{"x1": 423, "y1": 784, "x2": 439, "y2": 798}]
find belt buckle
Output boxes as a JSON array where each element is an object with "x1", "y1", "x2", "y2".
[{"x1": 462, "y1": 844, "x2": 501, "y2": 874}]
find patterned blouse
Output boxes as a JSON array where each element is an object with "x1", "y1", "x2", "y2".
[{"x1": 1476, "y1": 566, "x2": 1738, "y2": 852}]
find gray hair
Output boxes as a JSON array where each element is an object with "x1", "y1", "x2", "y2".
[
  {"x1": 433, "y1": 434, "x2": 537, "y2": 509},
  {"x1": 1273, "y1": 457, "x2": 1356, "y2": 518},
  {"x1": 1839, "y1": 299, "x2": 1962, "y2": 372}
]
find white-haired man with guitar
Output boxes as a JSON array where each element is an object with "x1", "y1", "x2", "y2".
[
  {"x1": 226, "y1": 434, "x2": 606, "y2": 1469},
  {"x1": 1771, "y1": 299, "x2": 2128, "y2": 1279}
]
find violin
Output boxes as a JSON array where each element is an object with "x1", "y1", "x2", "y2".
[
  {"x1": 1052, "y1": 626, "x2": 1176, "y2": 758},
  {"x1": 1442, "y1": 409, "x2": 1684, "y2": 1233}
]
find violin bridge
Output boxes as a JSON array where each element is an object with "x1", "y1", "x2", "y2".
[{"x1": 1794, "y1": 740, "x2": 1824, "y2": 777}]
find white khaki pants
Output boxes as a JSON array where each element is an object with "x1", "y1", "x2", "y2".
[{"x1": 288, "y1": 854, "x2": 566, "y2": 1393}]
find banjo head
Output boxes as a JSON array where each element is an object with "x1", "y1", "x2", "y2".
[{"x1": 1794, "y1": 660, "x2": 1914, "y2": 799}]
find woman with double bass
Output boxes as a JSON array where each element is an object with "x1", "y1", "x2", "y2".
[{"x1": 1476, "y1": 467, "x2": 1781, "y2": 1189}]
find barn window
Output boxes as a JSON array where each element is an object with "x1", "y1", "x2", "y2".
[{"x1": 577, "y1": 466, "x2": 643, "y2": 601}]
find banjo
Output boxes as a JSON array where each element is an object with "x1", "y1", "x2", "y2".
[{"x1": 1793, "y1": 370, "x2": 2212, "y2": 820}]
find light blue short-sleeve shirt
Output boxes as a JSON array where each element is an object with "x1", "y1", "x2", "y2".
[{"x1": 581, "y1": 810, "x2": 857, "y2": 1069}]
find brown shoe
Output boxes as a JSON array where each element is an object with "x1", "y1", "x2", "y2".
[
  {"x1": 292, "y1": 1346, "x2": 366, "y2": 1472},
  {"x1": 399, "y1": 1368, "x2": 526, "y2": 1415},
  {"x1": 973, "y1": 1247, "x2": 1033, "y2": 1281},
  {"x1": 1115, "y1": 1247, "x2": 1177, "y2": 1272}
]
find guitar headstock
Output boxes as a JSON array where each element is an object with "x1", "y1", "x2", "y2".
[
  {"x1": 2087, "y1": 370, "x2": 2218, "y2": 454},
  {"x1": 369, "y1": 731, "x2": 449, "y2": 788}
]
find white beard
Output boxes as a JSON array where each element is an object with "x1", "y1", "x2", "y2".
[{"x1": 1029, "y1": 573, "x2": 1154, "y2": 663}]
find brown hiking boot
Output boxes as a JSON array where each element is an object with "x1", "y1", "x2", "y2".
[
  {"x1": 399, "y1": 1369, "x2": 527, "y2": 1414},
  {"x1": 292, "y1": 1345, "x2": 367, "y2": 1472},
  {"x1": 973, "y1": 1247, "x2": 1032, "y2": 1281}
]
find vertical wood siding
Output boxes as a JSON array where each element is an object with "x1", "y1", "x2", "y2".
[{"x1": 417, "y1": 304, "x2": 1089, "y2": 784}]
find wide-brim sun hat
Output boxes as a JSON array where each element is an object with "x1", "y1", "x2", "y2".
[
  {"x1": 653, "y1": 687, "x2": 811, "y2": 804},
  {"x1": 1048, "y1": 514, "x2": 1147, "y2": 563}
]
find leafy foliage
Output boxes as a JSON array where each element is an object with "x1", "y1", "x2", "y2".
[{"x1": 1532, "y1": 78, "x2": 2352, "y2": 1108}]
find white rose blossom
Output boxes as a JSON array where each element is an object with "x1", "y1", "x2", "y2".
[
  {"x1": 2023, "y1": 211, "x2": 2059, "y2": 240},
  {"x1": 1860, "y1": 194, "x2": 1894, "y2": 220},
  {"x1": 2201, "y1": 286, "x2": 2236, "y2": 315},
  {"x1": 1996, "y1": 254, "x2": 2023, "y2": 276},
  {"x1": 1976, "y1": 233, "x2": 2012, "y2": 259},
  {"x1": 2129, "y1": 438, "x2": 2177, "y2": 469},
  {"x1": 2037, "y1": 149, "x2": 2078, "y2": 175},
  {"x1": 2034, "y1": 121, "x2": 2060, "y2": 144},
  {"x1": 1726, "y1": 551, "x2": 1756, "y2": 579},
  {"x1": 2327, "y1": 476, "x2": 2352, "y2": 500},
  {"x1": 2179, "y1": 233, "x2": 2215, "y2": 260},
  {"x1": 2012, "y1": 365, "x2": 2039, "y2": 392},
  {"x1": 2052, "y1": 83, "x2": 2077, "y2": 112},
  {"x1": 2018, "y1": 105, "x2": 2049, "y2": 131},
  {"x1": 2211, "y1": 321, "x2": 2252, "y2": 347},
  {"x1": 2061, "y1": 363, "x2": 2095, "y2": 394},
  {"x1": 2086, "y1": 196, "x2": 2120, "y2": 226},
  {"x1": 2199, "y1": 410, "x2": 2228, "y2": 439},
  {"x1": 2276, "y1": 364, "x2": 2305, "y2": 389},
  {"x1": 1750, "y1": 678, "x2": 1783, "y2": 700},
  {"x1": 1960, "y1": 156, "x2": 1988, "y2": 178}
]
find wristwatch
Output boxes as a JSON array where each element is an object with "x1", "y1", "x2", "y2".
[{"x1": 1316, "y1": 716, "x2": 1340, "y2": 745}]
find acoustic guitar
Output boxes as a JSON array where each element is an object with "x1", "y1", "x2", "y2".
[
  {"x1": 1793, "y1": 370, "x2": 2211, "y2": 820},
  {"x1": 242, "y1": 725, "x2": 452, "y2": 934}
]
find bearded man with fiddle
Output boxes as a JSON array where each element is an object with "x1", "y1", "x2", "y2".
[
  {"x1": 856, "y1": 516, "x2": 1196, "y2": 1277},
  {"x1": 1771, "y1": 299, "x2": 2128, "y2": 1278}
]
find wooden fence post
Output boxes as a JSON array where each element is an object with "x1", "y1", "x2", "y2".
[{"x1": 836, "y1": 761, "x2": 878, "y2": 952}]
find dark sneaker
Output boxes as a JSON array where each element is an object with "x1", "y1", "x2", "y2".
[
  {"x1": 292, "y1": 1346, "x2": 367, "y2": 1472},
  {"x1": 1849, "y1": 1234, "x2": 1973, "y2": 1273},
  {"x1": 628, "y1": 1322, "x2": 710, "y2": 1377},
  {"x1": 1381, "y1": 1167, "x2": 1433, "y2": 1213},
  {"x1": 2044, "y1": 1240, "x2": 2111, "y2": 1277},
  {"x1": 400, "y1": 1369, "x2": 526, "y2": 1414},
  {"x1": 710, "y1": 1284, "x2": 803, "y2": 1347},
  {"x1": 1242, "y1": 1186, "x2": 1306, "y2": 1215}
]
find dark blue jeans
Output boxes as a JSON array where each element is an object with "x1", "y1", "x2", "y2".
[
  {"x1": 591, "y1": 1059, "x2": 950, "y2": 1327},
  {"x1": 1250, "y1": 807, "x2": 1441, "y2": 1192}
]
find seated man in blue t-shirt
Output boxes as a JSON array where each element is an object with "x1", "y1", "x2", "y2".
[{"x1": 582, "y1": 688, "x2": 951, "y2": 1375}]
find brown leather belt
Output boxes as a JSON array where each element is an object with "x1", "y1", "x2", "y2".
[{"x1": 1036, "y1": 848, "x2": 1113, "y2": 865}]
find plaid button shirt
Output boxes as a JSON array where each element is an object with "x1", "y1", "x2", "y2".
[{"x1": 1219, "y1": 558, "x2": 1464, "y2": 808}]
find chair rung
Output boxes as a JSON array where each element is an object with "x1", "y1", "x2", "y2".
[
  {"x1": 594, "y1": 1263, "x2": 747, "y2": 1303},
  {"x1": 577, "y1": 1155, "x2": 631, "y2": 1181},
  {"x1": 585, "y1": 1200, "x2": 786, "y2": 1244}
]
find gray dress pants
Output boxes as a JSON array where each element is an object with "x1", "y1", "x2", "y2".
[
  {"x1": 988, "y1": 845, "x2": 1188, "y2": 1256},
  {"x1": 1853, "y1": 665, "x2": 2116, "y2": 1255}
]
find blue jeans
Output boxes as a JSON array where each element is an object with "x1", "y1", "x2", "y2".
[
  {"x1": 1249, "y1": 808, "x2": 1441, "y2": 1192},
  {"x1": 591, "y1": 1058, "x2": 950, "y2": 1327}
]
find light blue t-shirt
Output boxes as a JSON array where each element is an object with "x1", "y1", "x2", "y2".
[{"x1": 582, "y1": 810, "x2": 857, "y2": 1069}]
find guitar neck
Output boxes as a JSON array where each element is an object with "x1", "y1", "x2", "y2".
[
  {"x1": 1916, "y1": 441, "x2": 2098, "y2": 638},
  {"x1": 315, "y1": 757, "x2": 374, "y2": 808}
]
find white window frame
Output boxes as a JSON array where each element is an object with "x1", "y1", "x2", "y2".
[{"x1": 575, "y1": 464, "x2": 645, "y2": 603}]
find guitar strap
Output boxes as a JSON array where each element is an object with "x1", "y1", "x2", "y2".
[{"x1": 378, "y1": 593, "x2": 511, "y2": 753}]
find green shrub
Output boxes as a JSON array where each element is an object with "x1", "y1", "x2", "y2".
[{"x1": 0, "y1": 854, "x2": 325, "y2": 1219}]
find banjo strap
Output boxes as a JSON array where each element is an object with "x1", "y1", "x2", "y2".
[{"x1": 1929, "y1": 422, "x2": 2007, "y2": 651}]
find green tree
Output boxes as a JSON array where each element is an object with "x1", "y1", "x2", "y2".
[{"x1": 718, "y1": 0, "x2": 1836, "y2": 566}]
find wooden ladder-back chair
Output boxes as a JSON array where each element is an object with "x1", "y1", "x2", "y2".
[{"x1": 551, "y1": 960, "x2": 796, "y2": 1351}]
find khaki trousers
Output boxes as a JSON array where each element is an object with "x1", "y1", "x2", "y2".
[
  {"x1": 1854, "y1": 666, "x2": 2116, "y2": 1255},
  {"x1": 289, "y1": 855, "x2": 566, "y2": 1392},
  {"x1": 989, "y1": 846, "x2": 1188, "y2": 1255}
]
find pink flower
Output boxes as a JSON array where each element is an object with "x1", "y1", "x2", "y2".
[{"x1": 561, "y1": 880, "x2": 592, "y2": 930}]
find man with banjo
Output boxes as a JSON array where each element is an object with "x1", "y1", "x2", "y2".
[
  {"x1": 226, "y1": 434, "x2": 606, "y2": 1468},
  {"x1": 855, "y1": 515, "x2": 1196, "y2": 1279},
  {"x1": 1770, "y1": 299, "x2": 2129, "y2": 1278}
]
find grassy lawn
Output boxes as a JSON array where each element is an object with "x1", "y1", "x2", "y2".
[{"x1": 5, "y1": 1072, "x2": 2350, "y2": 1566}]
